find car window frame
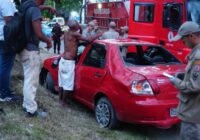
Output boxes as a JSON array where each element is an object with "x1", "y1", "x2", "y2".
[
  {"x1": 82, "y1": 43, "x2": 107, "y2": 69},
  {"x1": 118, "y1": 44, "x2": 182, "y2": 67}
]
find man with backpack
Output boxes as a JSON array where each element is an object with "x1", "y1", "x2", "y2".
[
  {"x1": 0, "y1": 0, "x2": 18, "y2": 101},
  {"x1": 19, "y1": 0, "x2": 52, "y2": 117}
]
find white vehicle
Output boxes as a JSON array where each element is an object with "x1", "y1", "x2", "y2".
[
  {"x1": 47, "y1": 21, "x2": 56, "y2": 29},
  {"x1": 52, "y1": 17, "x2": 65, "y2": 26}
]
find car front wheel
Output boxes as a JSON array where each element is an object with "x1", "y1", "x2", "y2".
[{"x1": 95, "y1": 97, "x2": 119, "y2": 129}]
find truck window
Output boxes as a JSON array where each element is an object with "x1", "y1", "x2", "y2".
[
  {"x1": 134, "y1": 3, "x2": 154, "y2": 22},
  {"x1": 187, "y1": 1, "x2": 200, "y2": 24},
  {"x1": 163, "y1": 3, "x2": 182, "y2": 30}
]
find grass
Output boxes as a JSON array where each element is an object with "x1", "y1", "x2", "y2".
[{"x1": 0, "y1": 49, "x2": 178, "y2": 140}]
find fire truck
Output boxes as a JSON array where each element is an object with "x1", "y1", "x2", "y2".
[{"x1": 85, "y1": 0, "x2": 200, "y2": 61}]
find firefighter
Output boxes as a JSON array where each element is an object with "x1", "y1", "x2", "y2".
[
  {"x1": 82, "y1": 21, "x2": 96, "y2": 38},
  {"x1": 101, "y1": 21, "x2": 119, "y2": 39},
  {"x1": 170, "y1": 21, "x2": 200, "y2": 140},
  {"x1": 119, "y1": 26, "x2": 128, "y2": 39}
]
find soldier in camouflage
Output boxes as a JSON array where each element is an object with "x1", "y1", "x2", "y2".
[
  {"x1": 171, "y1": 21, "x2": 200, "y2": 140},
  {"x1": 101, "y1": 21, "x2": 119, "y2": 40}
]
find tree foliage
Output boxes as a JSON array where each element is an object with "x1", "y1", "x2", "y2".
[{"x1": 13, "y1": 0, "x2": 82, "y2": 19}]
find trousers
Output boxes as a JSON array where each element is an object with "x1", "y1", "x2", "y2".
[
  {"x1": 180, "y1": 121, "x2": 200, "y2": 140},
  {"x1": 20, "y1": 49, "x2": 40, "y2": 113},
  {"x1": 53, "y1": 39, "x2": 60, "y2": 53},
  {"x1": 0, "y1": 41, "x2": 15, "y2": 94}
]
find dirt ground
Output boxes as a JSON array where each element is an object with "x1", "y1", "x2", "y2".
[{"x1": 0, "y1": 47, "x2": 180, "y2": 140}]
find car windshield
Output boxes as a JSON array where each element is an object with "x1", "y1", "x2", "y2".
[{"x1": 119, "y1": 44, "x2": 181, "y2": 66}]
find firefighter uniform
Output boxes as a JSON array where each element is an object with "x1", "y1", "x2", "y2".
[
  {"x1": 172, "y1": 44, "x2": 200, "y2": 140},
  {"x1": 101, "y1": 28, "x2": 119, "y2": 40}
]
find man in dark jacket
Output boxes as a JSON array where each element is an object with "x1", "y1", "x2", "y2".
[{"x1": 52, "y1": 23, "x2": 62, "y2": 54}]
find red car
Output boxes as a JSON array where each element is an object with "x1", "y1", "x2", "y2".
[{"x1": 40, "y1": 39, "x2": 186, "y2": 129}]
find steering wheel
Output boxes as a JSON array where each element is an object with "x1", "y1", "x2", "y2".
[
  {"x1": 145, "y1": 48, "x2": 158, "y2": 57},
  {"x1": 143, "y1": 54, "x2": 154, "y2": 65}
]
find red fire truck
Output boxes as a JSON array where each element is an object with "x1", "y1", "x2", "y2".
[
  {"x1": 86, "y1": 0, "x2": 130, "y2": 29},
  {"x1": 86, "y1": 0, "x2": 200, "y2": 61}
]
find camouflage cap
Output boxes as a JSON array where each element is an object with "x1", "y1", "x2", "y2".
[
  {"x1": 109, "y1": 21, "x2": 116, "y2": 27},
  {"x1": 88, "y1": 21, "x2": 95, "y2": 28},
  {"x1": 172, "y1": 21, "x2": 200, "y2": 41},
  {"x1": 120, "y1": 26, "x2": 128, "y2": 32}
]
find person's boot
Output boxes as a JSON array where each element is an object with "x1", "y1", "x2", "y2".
[{"x1": 54, "y1": 50, "x2": 56, "y2": 54}]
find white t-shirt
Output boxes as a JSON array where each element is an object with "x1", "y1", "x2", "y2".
[{"x1": 0, "y1": 0, "x2": 16, "y2": 40}]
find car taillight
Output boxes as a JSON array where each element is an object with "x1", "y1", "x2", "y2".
[{"x1": 131, "y1": 80, "x2": 159, "y2": 95}]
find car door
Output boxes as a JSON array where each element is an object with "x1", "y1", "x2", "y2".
[{"x1": 75, "y1": 43, "x2": 107, "y2": 105}]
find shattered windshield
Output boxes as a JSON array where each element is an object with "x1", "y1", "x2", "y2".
[
  {"x1": 187, "y1": 0, "x2": 200, "y2": 24},
  {"x1": 119, "y1": 45, "x2": 181, "y2": 66}
]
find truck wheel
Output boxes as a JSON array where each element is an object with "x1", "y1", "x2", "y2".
[
  {"x1": 95, "y1": 97, "x2": 119, "y2": 129},
  {"x1": 46, "y1": 72, "x2": 57, "y2": 94}
]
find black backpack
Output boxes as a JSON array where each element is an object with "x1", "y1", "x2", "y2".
[{"x1": 3, "y1": 1, "x2": 36, "y2": 53}]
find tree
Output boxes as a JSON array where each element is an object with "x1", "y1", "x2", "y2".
[
  {"x1": 14, "y1": 0, "x2": 82, "y2": 11},
  {"x1": 13, "y1": 0, "x2": 82, "y2": 19}
]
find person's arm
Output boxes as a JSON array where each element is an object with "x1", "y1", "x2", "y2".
[
  {"x1": 75, "y1": 31, "x2": 104, "y2": 43},
  {"x1": 2, "y1": 0, "x2": 16, "y2": 24},
  {"x1": 32, "y1": 19, "x2": 52, "y2": 48},
  {"x1": 172, "y1": 59, "x2": 200, "y2": 94},
  {"x1": 38, "y1": 5, "x2": 56, "y2": 14}
]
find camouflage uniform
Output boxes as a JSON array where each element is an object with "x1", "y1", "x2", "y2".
[
  {"x1": 101, "y1": 28, "x2": 119, "y2": 39},
  {"x1": 172, "y1": 44, "x2": 200, "y2": 140}
]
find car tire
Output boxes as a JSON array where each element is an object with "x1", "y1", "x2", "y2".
[
  {"x1": 95, "y1": 97, "x2": 119, "y2": 129},
  {"x1": 46, "y1": 72, "x2": 57, "y2": 94}
]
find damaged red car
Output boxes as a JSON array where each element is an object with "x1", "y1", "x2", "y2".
[{"x1": 40, "y1": 39, "x2": 186, "y2": 129}]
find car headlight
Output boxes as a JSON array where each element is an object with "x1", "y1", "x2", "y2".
[{"x1": 131, "y1": 80, "x2": 154, "y2": 95}]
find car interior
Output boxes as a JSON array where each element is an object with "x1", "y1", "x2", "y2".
[
  {"x1": 82, "y1": 43, "x2": 106, "y2": 68},
  {"x1": 120, "y1": 45, "x2": 181, "y2": 66}
]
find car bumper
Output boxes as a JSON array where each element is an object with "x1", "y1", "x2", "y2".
[{"x1": 118, "y1": 98, "x2": 180, "y2": 128}]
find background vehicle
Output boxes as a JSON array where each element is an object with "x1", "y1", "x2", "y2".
[
  {"x1": 85, "y1": 0, "x2": 200, "y2": 62},
  {"x1": 40, "y1": 39, "x2": 186, "y2": 129},
  {"x1": 86, "y1": 0, "x2": 130, "y2": 29},
  {"x1": 47, "y1": 21, "x2": 56, "y2": 29},
  {"x1": 52, "y1": 17, "x2": 65, "y2": 27},
  {"x1": 42, "y1": 24, "x2": 52, "y2": 38}
]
